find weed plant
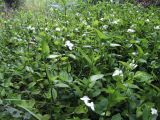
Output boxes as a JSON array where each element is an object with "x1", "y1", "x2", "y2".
[{"x1": 0, "y1": 0, "x2": 160, "y2": 120}]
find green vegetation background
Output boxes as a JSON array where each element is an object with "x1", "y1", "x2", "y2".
[{"x1": 0, "y1": 0, "x2": 160, "y2": 120}]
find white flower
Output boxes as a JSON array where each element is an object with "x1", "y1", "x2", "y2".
[
  {"x1": 110, "y1": 0, "x2": 113, "y2": 3},
  {"x1": 100, "y1": 18, "x2": 104, "y2": 21},
  {"x1": 111, "y1": 20, "x2": 120, "y2": 24},
  {"x1": 45, "y1": 28, "x2": 48, "y2": 31},
  {"x1": 145, "y1": 19, "x2": 150, "y2": 22},
  {"x1": 129, "y1": 63, "x2": 138, "y2": 69},
  {"x1": 151, "y1": 108, "x2": 158, "y2": 115},
  {"x1": 80, "y1": 96, "x2": 90, "y2": 103},
  {"x1": 102, "y1": 25, "x2": 108, "y2": 30},
  {"x1": 127, "y1": 29, "x2": 135, "y2": 33},
  {"x1": 87, "y1": 102, "x2": 95, "y2": 111},
  {"x1": 82, "y1": 21, "x2": 87, "y2": 25},
  {"x1": 76, "y1": 13, "x2": 80, "y2": 16},
  {"x1": 82, "y1": 33, "x2": 87, "y2": 37},
  {"x1": 65, "y1": 40, "x2": 74, "y2": 50},
  {"x1": 80, "y1": 96, "x2": 95, "y2": 111},
  {"x1": 64, "y1": 21, "x2": 69, "y2": 25},
  {"x1": 132, "y1": 52, "x2": 138, "y2": 56},
  {"x1": 75, "y1": 28, "x2": 79, "y2": 32},
  {"x1": 154, "y1": 26, "x2": 160, "y2": 30},
  {"x1": 27, "y1": 26, "x2": 35, "y2": 32},
  {"x1": 55, "y1": 27, "x2": 61, "y2": 32},
  {"x1": 112, "y1": 69, "x2": 123, "y2": 77},
  {"x1": 110, "y1": 43, "x2": 121, "y2": 47},
  {"x1": 47, "y1": 54, "x2": 60, "y2": 59}
]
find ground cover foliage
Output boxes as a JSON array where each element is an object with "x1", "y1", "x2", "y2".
[{"x1": 0, "y1": 0, "x2": 160, "y2": 119}]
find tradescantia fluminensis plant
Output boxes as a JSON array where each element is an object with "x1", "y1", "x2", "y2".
[{"x1": 0, "y1": 0, "x2": 160, "y2": 120}]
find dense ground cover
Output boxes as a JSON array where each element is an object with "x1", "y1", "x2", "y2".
[{"x1": 0, "y1": 0, "x2": 160, "y2": 119}]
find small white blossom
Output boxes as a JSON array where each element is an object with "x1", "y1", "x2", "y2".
[
  {"x1": 151, "y1": 108, "x2": 158, "y2": 115},
  {"x1": 47, "y1": 54, "x2": 60, "y2": 59},
  {"x1": 132, "y1": 52, "x2": 138, "y2": 56},
  {"x1": 127, "y1": 29, "x2": 135, "y2": 33},
  {"x1": 111, "y1": 20, "x2": 120, "y2": 24},
  {"x1": 112, "y1": 69, "x2": 123, "y2": 77},
  {"x1": 80, "y1": 96, "x2": 90, "y2": 103},
  {"x1": 129, "y1": 63, "x2": 138, "y2": 69},
  {"x1": 80, "y1": 96, "x2": 95, "y2": 111},
  {"x1": 100, "y1": 18, "x2": 104, "y2": 21},
  {"x1": 55, "y1": 27, "x2": 61, "y2": 32},
  {"x1": 82, "y1": 33, "x2": 87, "y2": 37},
  {"x1": 27, "y1": 26, "x2": 35, "y2": 32},
  {"x1": 102, "y1": 25, "x2": 108, "y2": 30},
  {"x1": 75, "y1": 28, "x2": 79, "y2": 32},
  {"x1": 88, "y1": 102, "x2": 95, "y2": 111},
  {"x1": 80, "y1": 17, "x2": 83, "y2": 21},
  {"x1": 110, "y1": 43, "x2": 121, "y2": 47},
  {"x1": 45, "y1": 28, "x2": 48, "y2": 31},
  {"x1": 128, "y1": 44, "x2": 133, "y2": 48},
  {"x1": 64, "y1": 21, "x2": 69, "y2": 25},
  {"x1": 110, "y1": 0, "x2": 113, "y2": 3},
  {"x1": 154, "y1": 26, "x2": 160, "y2": 30},
  {"x1": 76, "y1": 13, "x2": 80, "y2": 16},
  {"x1": 82, "y1": 21, "x2": 87, "y2": 25},
  {"x1": 65, "y1": 40, "x2": 74, "y2": 50},
  {"x1": 145, "y1": 19, "x2": 150, "y2": 22}
]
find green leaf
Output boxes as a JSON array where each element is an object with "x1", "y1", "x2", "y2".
[
  {"x1": 74, "y1": 105, "x2": 88, "y2": 114},
  {"x1": 41, "y1": 40, "x2": 50, "y2": 56},
  {"x1": 4, "y1": 99, "x2": 42, "y2": 120},
  {"x1": 134, "y1": 71, "x2": 153, "y2": 83},
  {"x1": 68, "y1": 54, "x2": 76, "y2": 60},
  {"x1": 52, "y1": 88, "x2": 57, "y2": 101},
  {"x1": 78, "y1": 48, "x2": 92, "y2": 66},
  {"x1": 136, "y1": 107, "x2": 143, "y2": 118},
  {"x1": 89, "y1": 74, "x2": 104, "y2": 88},
  {"x1": 25, "y1": 66, "x2": 34, "y2": 73},
  {"x1": 59, "y1": 71, "x2": 72, "y2": 82},
  {"x1": 108, "y1": 91, "x2": 126, "y2": 108},
  {"x1": 95, "y1": 29, "x2": 107, "y2": 40},
  {"x1": 92, "y1": 20, "x2": 99, "y2": 27},
  {"x1": 92, "y1": 89, "x2": 101, "y2": 97},
  {"x1": 45, "y1": 88, "x2": 57, "y2": 101},
  {"x1": 103, "y1": 87, "x2": 115, "y2": 94},
  {"x1": 28, "y1": 82, "x2": 37, "y2": 89},
  {"x1": 55, "y1": 83, "x2": 69, "y2": 88},
  {"x1": 136, "y1": 45, "x2": 144, "y2": 58},
  {"x1": 96, "y1": 98, "x2": 108, "y2": 114},
  {"x1": 142, "y1": 106, "x2": 150, "y2": 120},
  {"x1": 0, "y1": 73, "x2": 4, "y2": 79},
  {"x1": 111, "y1": 113, "x2": 123, "y2": 120},
  {"x1": 47, "y1": 54, "x2": 61, "y2": 59},
  {"x1": 0, "y1": 99, "x2": 2, "y2": 104},
  {"x1": 119, "y1": 61, "x2": 131, "y2": 70},
  {"x1": 90, "y1": 74, "x2": 104, "y2": 81},
  {"x1": 46, "y1": 69, "x2": 58, "y2": 82},
  {"x1": 18, "y1": 106, "x2": 42, "y2": 120}
]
